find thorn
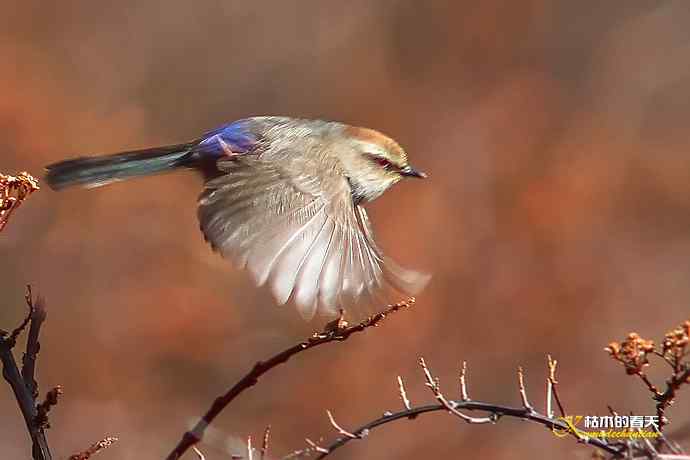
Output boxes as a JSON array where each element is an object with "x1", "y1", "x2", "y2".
[
  {"x1": 260, "y1": 425, "x2": 270, "y2": 460},
  {"x1": 327, "y1": 410, "x2": 358, "y2": 439},
  {"x1": 459, "y1": 361, "x2": 469, "y2": 401},
  {"x1": 397, "y1": 376, "x2": 412, "y2": 411},
  {"x1": 192, "y1": 446, "x2": 206, "y2": 460},
  {"x1": 517, "y1": 366, "x2": 533, "y2": 411},
  {"x1": 305, "y1": 438, "x2": 329, "y2": 454}
]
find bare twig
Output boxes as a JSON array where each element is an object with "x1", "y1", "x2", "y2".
[
  {"x1": 420, "y1": 357, "x2": 495, "y2": 424},
  {"x1": 517, "y1": 366, "x2": 533, "y2": 411},
  {"x1": 305, "y1": 438, "x2": 328, "y2": 454},
  {"x1": 0, "y1": 288, "x2": 52, "y2": 460},
  {"x1": 308, "y1": 401, "x2": 621, "y2": 459},
  {"x1": 22, "y1": 289, "x2": 47, "y2": 399},
  {"x1": 397, "y1": 376, "x2": 412, "y2": 411},
  {"x1": 546, "y1": 368, "x2": 554, "y2": 417},
  {"x1": 326, "y1": 410, "x2": 359, "y2": 439},
  {"x1": 166, "y1": 299, "x2": 415, "y2": 460},
  {"x1": 639, "y1": 428, "x2": 659, "y2": 455},
  {"x1": 546, "y1": 355, "x2": 565, "y2": 417},
  {"x1": 192, "y1": 446, "x2": 205, "y2": 460},
  {"x1": 68, "y1": 437, "x2": 118, "y2": 460},
  {"x1": 2, "y1": 289, "x2": 116, "y2": 460},
  {"x1": 8, "y1": 289, "x2": 33, "y2": 345},
  {"x1": 260, "y1": 425, "x2": 271, "y2": 460},
  {"x1": 287, "y1": 359, "x2": 628, "y2": 459},
  {"x1": 656, "y1": 367, "x2": 690, "y2": 428},
  {"x1": 655, "y1": 429, "x2": 684, "y2": 456},
  {"x1": 459, "y1": 361, "x2": 469, "y2": 402}
]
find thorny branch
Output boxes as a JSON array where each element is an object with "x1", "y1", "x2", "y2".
[
  {"x1": 22, "y1": 286, "x2": 46, "y2": 400},
  {"x1": 289, "y1": 319, "x2": 690, "y2": 459},
  {"x1": 291, "y1": 358, "x2": 623, "y2": 459},
  {"x1": 0, "y1": 287, "x2": 117, "y2": 460},
  {"x1": 0, "y1": 287, "x2": 52, "y2": 460},
  {"x1": 421, "y1": 357, "x2": 496, "y2": 424},
  {"x1": 166, "y1": 298, "x2": 416, "y2": 460},
  {"x1": 0, "y1": 171, "x2": 39, "y2": 232}
]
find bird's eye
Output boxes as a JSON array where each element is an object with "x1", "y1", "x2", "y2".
[{"x1": 374, "y1": 157, "x2": 392, "y2": 170}]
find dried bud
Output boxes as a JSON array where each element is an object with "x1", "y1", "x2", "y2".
[
  {"x1": 0, "y1": 171, "x2": 40, "y2": 232},
  {"x1": 605, "y1": 342, "x2": 621, "y2": 357},
  {"x1": 660, "y1": 320, "x2": 690, "y2": 364},
  {"x1": 606, "y1": 332, "x2": 655, "y2": 375}
]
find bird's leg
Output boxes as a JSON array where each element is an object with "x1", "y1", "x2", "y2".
[{"x1": 322, "y1": 309, "x2": 349, "y2": 336}]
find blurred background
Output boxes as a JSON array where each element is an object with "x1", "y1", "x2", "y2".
[{"x1": 2, "y1": 1, "x2": 690, "y2": 458}]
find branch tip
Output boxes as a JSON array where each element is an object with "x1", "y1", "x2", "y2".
[
  {"x1": 397, "y1": 375, "x2": 412, "y2": 411},
  {"x1": 260, "y1": 425, "x2": 271, "y2": 460},
  {"x1": 517, "y1": 366, "x2": 533, "y2": 411},
  {"x1": 459, "y1": 361, "x2": 469, "y2": 402},
  {"x1": 327, "y1": 410, "x2": 358, "y2": 439},
  {"x1": 192, "y1": 446, "x2": 206, "y2": 460},
  {"x1": 68, "y1": 436, "x2": 119, "y2": 460}
]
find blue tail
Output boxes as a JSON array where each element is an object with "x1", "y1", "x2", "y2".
[{"x1": 45, "y1": 143, "x2": 194, "y2": 190}]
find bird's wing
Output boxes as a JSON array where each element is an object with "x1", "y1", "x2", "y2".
[{"x1": 197, "y1": 157, "x2": 430, "y2": 320}]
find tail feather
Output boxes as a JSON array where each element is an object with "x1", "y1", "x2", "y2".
[{"x1": 45, "y1": 143, "x2": 194, "y2": 190}]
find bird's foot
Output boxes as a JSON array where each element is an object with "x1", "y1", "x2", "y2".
[{"x1": 316, "y1": 309, "x2": 349, "y2": 338}]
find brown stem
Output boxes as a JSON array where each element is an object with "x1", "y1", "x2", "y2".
[
  {"x1": 307, "y1": 401, "x2": 622, "y2": 459},
  {"x1": 0, "y1": 293, "x2": 52, "y2": 460},
  {"x1": 166, "y1": 299, "x2": 415, "y2": 460},
  {"x1": 22, "y1": 291, "x2": 46, "y2": 398}
]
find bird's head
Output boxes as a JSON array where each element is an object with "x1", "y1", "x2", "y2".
[{"x1": 339, "y1": 126, "x2": 427, "y2": 202}]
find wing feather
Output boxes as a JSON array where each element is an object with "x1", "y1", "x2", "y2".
[
  {"x1": 292, "y1": 217, "x2": 335, "y2": 318},
  {"x1": 268, "y1": 206, "x2": 328, "y2": 307},
  {"x1": 197, "y1": 157, "x2": 430, "y2": 320}
]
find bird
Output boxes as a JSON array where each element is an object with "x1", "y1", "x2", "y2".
[{"x1": 45, "y1": 116, "x2": 430, "y2": 320}]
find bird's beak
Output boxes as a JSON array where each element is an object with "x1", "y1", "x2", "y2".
[{"x1": 400, "y1": 165, "x2": 428, "y2": 179}]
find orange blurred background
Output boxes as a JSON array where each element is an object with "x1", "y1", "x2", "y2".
[{"x1": 2, "y1": 1, "x2": 690, "y2": 458}]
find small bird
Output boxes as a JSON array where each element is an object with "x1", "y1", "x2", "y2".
[{"x1": 45, "y1": 116, "x2": 430, "y2": 320}]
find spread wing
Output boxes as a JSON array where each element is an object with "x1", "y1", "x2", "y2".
[{"x1": 198, "y1": 157, "x2": 430, "y2": 320}]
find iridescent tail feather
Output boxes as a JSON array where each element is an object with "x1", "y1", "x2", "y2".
[{"x1": 45, "y1": 143, "x2": 194, "y2": 190}]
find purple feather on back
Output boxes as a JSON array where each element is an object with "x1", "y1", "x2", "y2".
[{"x1": 195, "y1": 119, "x2": 258, "y2": 158}]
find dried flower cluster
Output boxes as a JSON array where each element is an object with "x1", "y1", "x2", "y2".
[
  {"x1": 606, "y1": 332, "x2": 655, "y2": 375},
  {"x1": 606, "y1": 319, "x2": 690, "y2": 432},
  {"x1": 0, "y1": 171, "x2": 39, "y2": 232},
  {"x1": 661, "y1": 320, "x2": 690, "y2": 370}
]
